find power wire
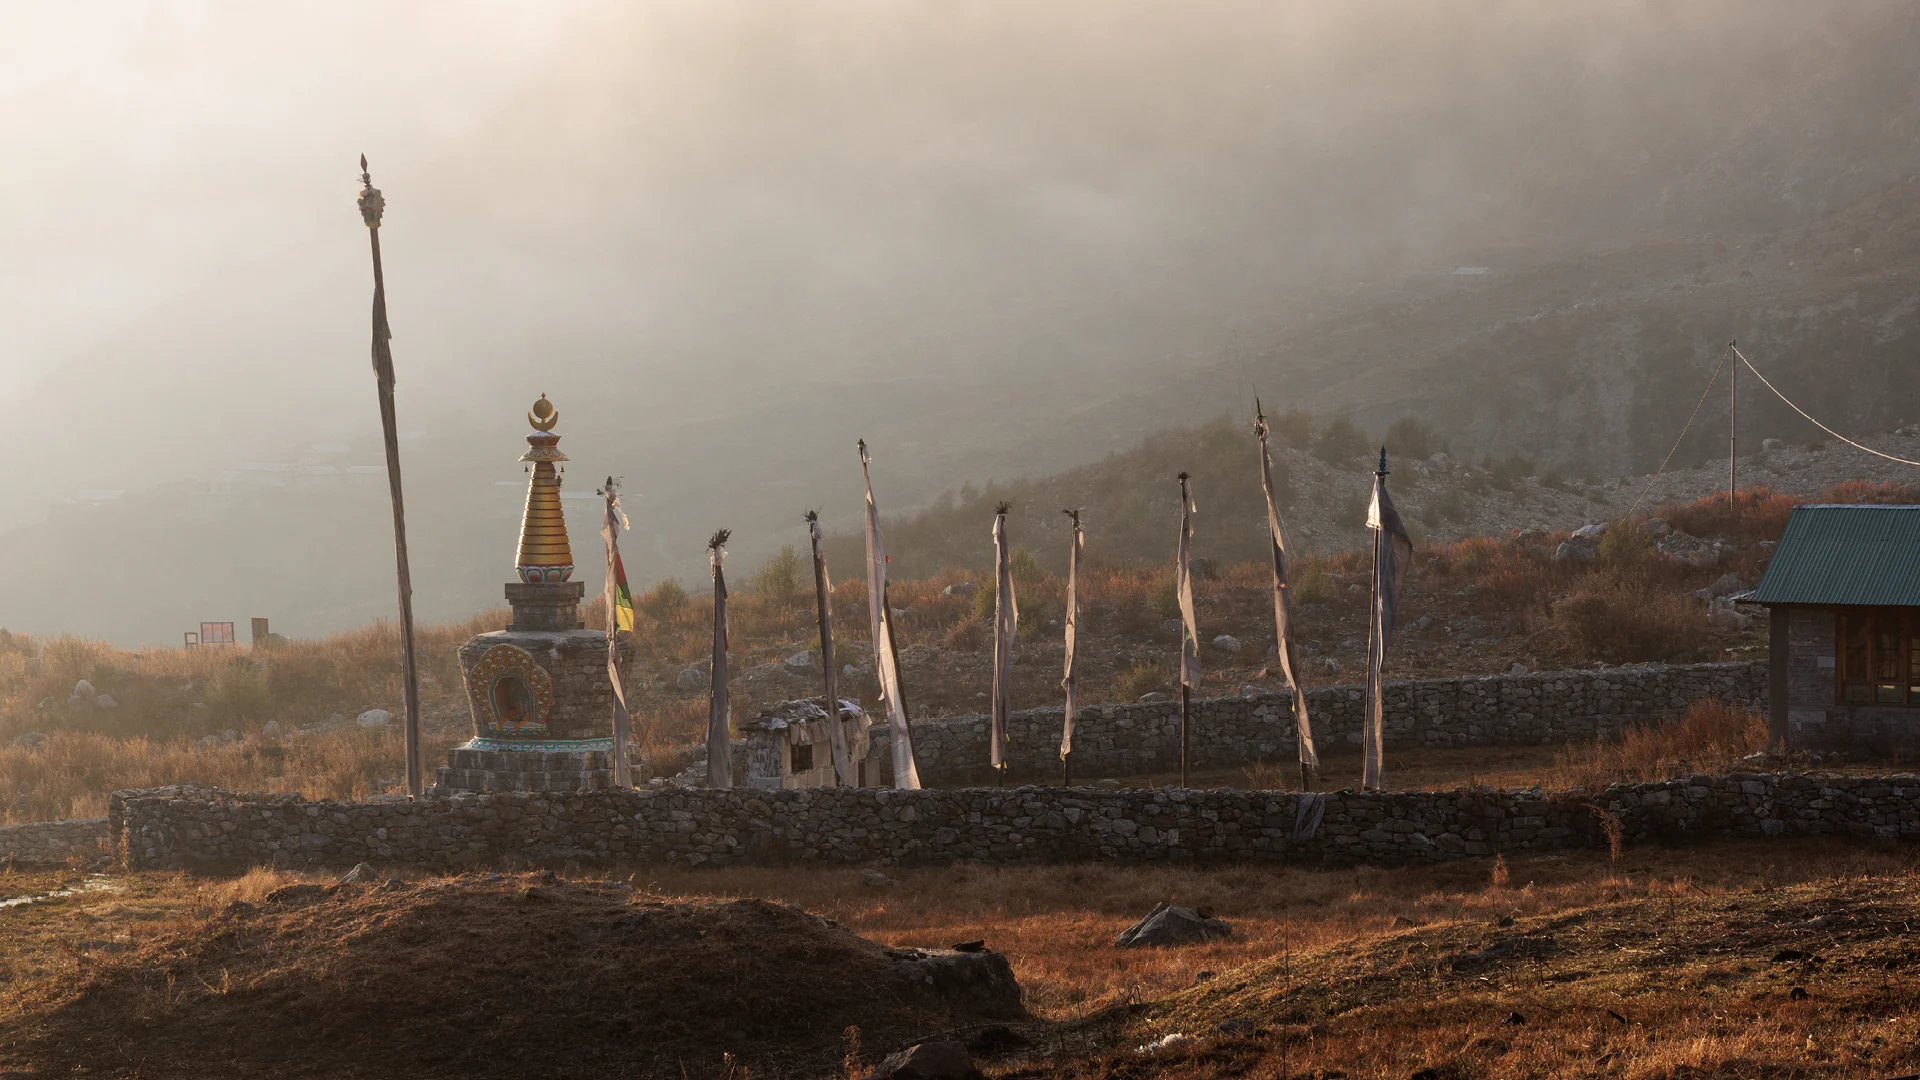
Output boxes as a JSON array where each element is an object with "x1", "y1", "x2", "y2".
[
  {"x1": 1731, "y1": 345, "x2": 1920, "y2": 468},
  {"x1": 1625, "y1": 349, "x2": 1729, "y2": 518}
]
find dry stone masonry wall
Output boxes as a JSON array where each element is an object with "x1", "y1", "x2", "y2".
[
  {"x1": 0, "y1": 818, "x2": 108, "y2": 864},
  {"x1": 889, "y1": 661, "x2": 1766, "y2": 784},
  {"x1": 114, "y1": 769, "x2": 1919, "y2": 873}
]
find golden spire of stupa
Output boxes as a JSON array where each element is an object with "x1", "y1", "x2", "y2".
[{"x1": 514, "y1": 394, "x2": 575, "y2": 583}]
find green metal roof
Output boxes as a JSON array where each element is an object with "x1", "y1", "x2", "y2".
[{"x1": 1749, "y1": 504, "x2": 1920, "y2": 607}]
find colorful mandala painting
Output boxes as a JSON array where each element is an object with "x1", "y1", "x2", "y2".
[{"x1": 465, "y1": 644, "x2": 555, "y2": 736}]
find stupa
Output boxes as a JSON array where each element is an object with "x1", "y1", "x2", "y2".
[{"x1": 435, "y1": 395, "x2": 635, "y2": 793}]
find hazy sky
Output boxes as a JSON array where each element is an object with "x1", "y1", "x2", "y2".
[{"x1": 4, "y1": 1, "x2": 1914, "y2": 643}]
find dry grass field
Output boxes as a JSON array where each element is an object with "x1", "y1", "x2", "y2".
[
  {"x1": 2, "y1": 481, "x2": 1873, "y2": 826},
  {"x1": 1, "y1": 838, "x2": 1916, "y2": 1077}
]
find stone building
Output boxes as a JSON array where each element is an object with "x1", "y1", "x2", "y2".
[
  {"x1": 1749, "y1": 504, "x2": 1920, "y2": 751},
  {"x1": 742, "y1": 698, "x2": 874, "y2": 788},
  {"x1": 435, "y1": 396, "x2": 634, "y2": 793}
]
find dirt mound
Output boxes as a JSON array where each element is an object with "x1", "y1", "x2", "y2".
[
  {"x1": 1030, "y1": 876, "x2": 1920, "y2": 1079},
  {"x1": 0, "y1": 874, "x2": 1025, "y2": 1079}
]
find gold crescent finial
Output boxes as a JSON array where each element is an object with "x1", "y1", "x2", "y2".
[{"x1": 528, "y1": 393, "x2": 558, "y2": 432}]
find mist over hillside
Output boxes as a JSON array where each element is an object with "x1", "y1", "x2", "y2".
[{"x1": 6, "y1": 1, "x2": 1920, "y2": 645}]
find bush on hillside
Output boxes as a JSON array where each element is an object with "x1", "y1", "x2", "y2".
[
  {"x1": 1383, "y1": 417, "x2": 1438, "y2": 461},
  {"x1": 1485, "y1": 453, "x2": 1534, "y2": 490},
  {"x1": 1274, "y1": 409, "x2": 1315, "y2": 450},
  {"x1": 749, "y1": 545, "x2": 806, "y2": 607},
  {"x1": 1313, "y1": 416, "x2": 1372, "y2": 464},
  {"x1": 639, "y1": 579, "x2": 690, "y2": 621},
  {"x1": 1550, "y1": 569, "x2": 1708, "y2": 663}
]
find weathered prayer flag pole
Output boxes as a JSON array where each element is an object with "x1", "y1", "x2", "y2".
[
  {"x1": 1060, "y1": 508, "x2": 1084, "y2": 786},
  {"x1": 1363, "y1": 448, "x2": 1414, "y2": 791},
  {"x1": 808, "y1": 510, "x2": 857, "y2": 786},
  {"x1": 707, "y1": 529, "x2": 733, "y2": 788},
  {"x1": 599, "y1": 478, "x2": 634, "y2": 789},
  {"x1": 1175, "y1": 473, "x2": 1199, "y2": 787},
  {"x1": 356, "y1": 155, "x2": 424, "y2": 798},
  {"x1": 989, "y1": 502, "x2": 1017, "y2": 785},
  {"x1": 860, "y1": 440, "x2": 921, "y2": 789},
  {"x1": 1255, "y1": 400, "x2": 1317, "y2": 791}
]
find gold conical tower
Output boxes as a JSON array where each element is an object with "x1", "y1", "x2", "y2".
[{"x1": 514, "y1": 394, "x2": 575, "y2": 582}]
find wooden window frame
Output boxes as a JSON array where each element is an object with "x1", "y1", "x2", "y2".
[{"x1": 1836, "y1": 608, "x2": 1916, "y2": 707}]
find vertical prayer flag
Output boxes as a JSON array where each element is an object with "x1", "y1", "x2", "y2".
[
  {"x1": 860, "y1": 440, "x2": 920, "y2": 789},
  {"x1": 1175, "y1": 473, "x2": 1199, "y2": 786},
  {"x1": 990, "y1": 504, "x2": 1017, "y2": 775},
  {"x1": 808, "y1": 510, "x2": 857, "y2": 786},
  {"x1": 600, "y1": 478, "x2": 634, "y2": 789},
  {"x1": 1363, "y1": 449, "x2": 1414, "y2": 791},
  {"x1": 1255, "y1": 402, "x2": 1317, "y2": 786},
  {"x1": 1175, "y1": 474, "x2": 1200, "y2": 690},
  {"x1": 1059, "y1": 508, "x2": 1084, "y2": 772},
  {"x1": 707, "y1": 529, "x2": 733, "y2": 789}
]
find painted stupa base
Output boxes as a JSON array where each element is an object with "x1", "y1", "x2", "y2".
[
  {"x1": 435, "y1": 738, "x2": 644, "y2": 794},
  {"x1": 447, "y1": 579, "x2": 633, "y2": 793}
]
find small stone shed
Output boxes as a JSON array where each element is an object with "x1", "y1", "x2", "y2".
[
  {"x1": 742, "y1": 698, "x2": 875, "y2": 789},
  {"x1": 1749, "y1": 504, "x2": 1920, "y2": 751}
]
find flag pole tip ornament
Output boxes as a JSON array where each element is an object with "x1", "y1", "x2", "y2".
[
  {"x1": 514, "y1": 395, "x2": 574, "y2": 584},
  {"x1": 356, "y1": 156, "x2": 384, "y2": 228}
]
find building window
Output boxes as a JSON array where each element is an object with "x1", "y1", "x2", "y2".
[
  {"x1": 1837, "y1": 610, "x2": 1916, "y2": 706},
  {"x1": 790, "y1": 742, "x2": 814, "y2": 774}
]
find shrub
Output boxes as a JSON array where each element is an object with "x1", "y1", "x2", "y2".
[
  {"x1": 1485, "y1": 453, "x2": 1534, "y2": 490},
  {"x1": 1118, "y1": 663, "x2": 1165, "y2": 700},
  {"x1": 1332, "y1": 492, "x2": 1369, "y2": 529},
  {"x1": 639, "y1": 578, "x2": 690, "y2": 621},
  {"x1": 749, "y1": 545, "x2": 806, "y2": 607},
  {"x1": 1661, "y1": 487, "x2": 1796, "y2": 545},
  {"x1": 1551, "y1": 570, "x2": 1708, "y2": 663},
  {"x1": 1428, "y1": 487, "x2": 1468, "y2": 524},
  {"x1": 944, "y1": 618, "x2": 988, "y2": 652},
  {"x1": 1274, "y1": 409, "x2": 1315, "y2": 450},
  {"x1": 207, "y1": 658, "x2": 271, "y2": 726},
  {"x1": 1313, "y1": 416, "x2": 1372, "y2": 464},
  {"x1": 1383, "y1": 417, "x2": 1437, "y2": 461},
  {"x1": 972, "y1": 581, "x2": 996, "y2": 623},
  {"x1": 1549, "y1": 700, "x2": 1766, "y2": 791},
  {"x1": 1149, "y1": 573, "x2": 1180, "y2": 620}
]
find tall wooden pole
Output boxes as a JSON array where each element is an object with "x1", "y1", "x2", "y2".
[
  {"x1": 808, "y1": 510, "x2": 856, "y2": 786},
  {"x1": 358, "y1": 156, "x2": 424, "y2": 798},
  {"x1": 1728, "y1": 338, "x2": 1738, "y2": 516}
]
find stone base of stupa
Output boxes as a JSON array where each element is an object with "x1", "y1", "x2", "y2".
[{"x1": 433, "y1": 739, "x2": 646, "y2": 794}]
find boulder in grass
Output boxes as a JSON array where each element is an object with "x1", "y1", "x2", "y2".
[
  {"x1": 861, "y1": 1041, "x2": 982, "y2": 1080},
  {"x1": 335, "y1": 862, "x2": 379, "y2": 887},
  {"x1": 1114, "y1": 902, "x2": 1233, "y2": 948},
  {"x1": 357, "y1": 709, "x2": 392, "y2": 728}
]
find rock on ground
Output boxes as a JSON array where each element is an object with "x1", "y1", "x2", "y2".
[
  {"x1": 883, "y1": 947, "x2": 1025, "y2": 1018},
  {"x1": 1115, "y1": 902, "x2": 1233, "y2": 948},
  {"x1": 862, "y1": 1041, "x2": 982, "y2": 1080}
]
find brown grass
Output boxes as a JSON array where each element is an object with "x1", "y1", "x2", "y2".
[
  {"x1": 0, "y1": 727, "x2": 466, "y2": 823},
  {"x1": 1548, "y1": 700, "x2": 1768, "y2": 792},
  {"x1": 1548, "y1": 567, "x2": 1710, "y2": 663},
  {"x1": 3, "y1": 840, "x2": 1916, "y2": 1078}
]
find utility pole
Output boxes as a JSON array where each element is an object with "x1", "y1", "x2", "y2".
[{"x1": 1729, "y1": 339, "x2": 1738, "y2": 515}]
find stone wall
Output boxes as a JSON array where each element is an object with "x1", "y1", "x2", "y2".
[
  {"x1": 877, "y1": 661, "x2": 1767, "y2": 785},
  {"x1": 0, "y1": 817, "x2": 108, "y2": 864},
  {"x1": 1782, "y1": 608, "x2": 1920, "y2": 753},
  {"x1": 112, "y1": 770, "x2": 1920, "y2": 873}
]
